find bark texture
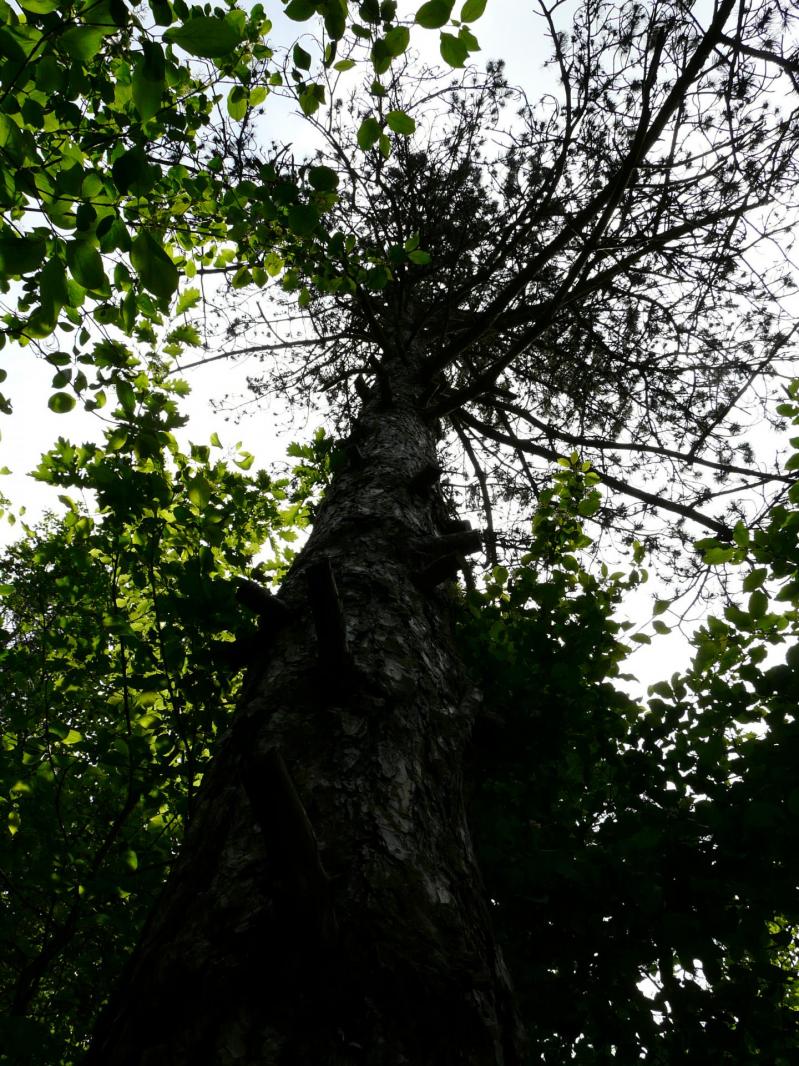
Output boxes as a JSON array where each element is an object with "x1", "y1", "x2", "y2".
[{"x1": 86, "y1": 360, "x2": 523, "y2": 1064}]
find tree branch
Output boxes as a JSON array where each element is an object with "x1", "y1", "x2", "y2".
[{"x1": 454, "y1": 408, "x2": 732, "y2": 537}]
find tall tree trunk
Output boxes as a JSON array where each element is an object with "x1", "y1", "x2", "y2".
[{"x1": 87, "y1": 358, "x2": 524, "y2": 1064}]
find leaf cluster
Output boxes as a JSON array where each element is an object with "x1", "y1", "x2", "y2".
[
  {"x1": 0, "y1": 369, "x2": 308, "y2": 1064},
  {"x1": 461, "y1": 451, "x2": 799, "y2": 1062}
]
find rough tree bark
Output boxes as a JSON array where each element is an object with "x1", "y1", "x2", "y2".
[{"x1": 86, "y1": 348, "x2": 525, "y2": 1064}]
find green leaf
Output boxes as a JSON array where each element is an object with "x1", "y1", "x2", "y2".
[
  {"x1": 130, "y1": 232, "x2": 178, "y2": 301},
  {"x1": 386, "y1": 110, "x2": 416, "y2": 134},
  {"x1": 293, "y1": 42, "x2": 312, "y2": 70},
  {"x1": 175, "y1": 287, "x2": 201, "y2": 315},
  {"x1": 66, "y1": 240, "x2": 107, "y2": 292},
  {"x1": 383, "y1": 25, "x2": 410, "y2": 56},
  {"x1": 285, "y1": 0, "x2": 315, "y2": 19},
  {"x1": 149, "y1": 0, "x2": 173, "y2": 25},
  {"x1": 112, "y1": 146, "x2": 155, "y2": 196},
  {"x1": 407, "y1": 249, "x2": 431, "y2": 265},
  {"x1": 48, "y1": 392, "x2": 76, "y2": 413},
  {"x1": 107, "y1": 427, "x2": 128, "y2": 450},
  {"x1": 299, "y1": 83, "x2": 325, "y2": 116},
  {"x1": 732, "y1": 521, "x2": 749, "y2": 548},
  {"x1": 39, "y1": 256, "x2": 71, "y2": 324},
  {"x1": 264, "y1": 252, "x2": 283, "y2": 276},
  {"x1": 164, "y1": 15, "x2": 244, "y2": 59},
  {"x1": 0, "y1": 234, "x2": 46, "y2": 275},
  {"x1": 187, "y1": 475, "x2": 212, "y2": 508},
  {"x1": 132, "y1": 43, "x2": 165, "y2": 121},
  {"x1": 371, "y1": 38, "x2": 393, "y2": 74},
  {"x1": 357, "y1": 116, "x2": 381, "y2": 150},
  {"x1": 227, "y1": 85, "x2": 248, "y2": 121},
  {"x1": 460, "y1": 0, "x2": 486, "y2": 20},
  {"x1": 308, "y1": 165, "x2": 339, "y2": 191},
  {"x1": 115, "y1": 379, "x2": 135, "y2": 413},
  {"x1": 415, "y1": 0, "x2": 453, "y2": 28},
  {"x1": 333, "y1": 58, "x2": 356, "y2": 71},
  {"x1": 440, "y1": 31, "x2": 468, "y2": 66},
  {"x1": 286, "y1": 204, "x2": 319, "y2": 237},
  {"x1": 703, "y1": 546, "x2": 735, "y2": 565},
  {"x1": 324, "y1": 6, "x2": 346, "y2": 39},
  {"x1": 748, "y1": 589, "x2": 769, "y2": 619},
  {"x1": 34, "y1": 55, "x2": 67, "y2": 92},
  {"x1": 19, "y1": 0, "x2": 60, "y2": 11},
  {"x1": 59, "y1": 25, "x2": 114, "y2": 64},
  {"x1": 742, "y1": 567, "x2": 767, "y2": 592}
]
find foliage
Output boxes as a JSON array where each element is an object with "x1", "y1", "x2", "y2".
[
  {"x1": 0, "y1": 363, "x2": 311, "y2": 1064},
  {"x1": 0, "y1": 0, "x2": 484, "y2": 416},
  {"x1": 461, "y1": 447, "x2": 799, "y2": 1062},
  {"x1": 1, "y1": 0, "x2": 799, "y2": 1060},
  {"x1": 4, "y1": 396, "x2": 799, "y2": 1061}
]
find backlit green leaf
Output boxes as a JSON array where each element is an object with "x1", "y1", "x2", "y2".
[
  {"x1": 164, "y1": 15, "x2": 244, "y2": 58},
  {"x1": 384, "y1": 25, "x2": 410, "y2": 56},
  {"x1": 0, "y1": 234, "x2": 46, "y2": 275},
  {"x1": 112, "y1": 146, "x2": 156, "y2": 196},
  {"x1": 187, "y1": 476, "x2": 212, "y2": 508},
  {"x1": 284, "y1": 0, "x2": 315, "y2": 19},
  {"x1": 60, "y1": 25, "x2": 114, "y2": 64},
  {"x1": 299, "y1": 83, "x2": 325, "y2": 115},
  {"x1": 130, "y1": 232, "x2": 178, "y2": 301},
  {"x1": 48, "y1": 392, "x2": 76, "y2": 413},
  {"x1": 440, "y1": 31, "x2": 468, "y2": 66},
  {"x1": 175, "y1": 287, "x2": 201, "y2": 315},
  {"x1": 357, "y1": 116, "x2": 381, "y2": 150},
  {"x1": 460, "y1": 0, "x2": 486, "y2": 20},
  {"x1": 227, "y1": 85, "x2": 248, "y2": 120},
  {"x1": 293, "y1": 42, "x2": 312, "y2": 70},
  {"x1": 308, "y1": 165, "x2": 339, "y2": 191},
  {"x1": 132, "y1": 43, "x2": 165, "y2": 121},
  {"x1": 748, "y1": 589, "x2": 769, "y2": 619},
  {"x1": 66, "y1": 240, "x2": 107, "y2": 292},
  {"x1": 286, "y1": 204, "x2": 319, "y2": 237},
  {"x1": 19, "y1": 0, "x2": 60, "y2": 12},
  {"x1": 386, "y1": 110, "x2": 416, "y2": 134},
  {"x1": 415, "y1": 0, "x2": 453, "y2": 29}
]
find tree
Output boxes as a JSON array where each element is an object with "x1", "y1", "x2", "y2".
[
  {"x1": 2, "y1": 0, "x2": 799, "y2": 1062},
  {"x1": 243, "y1": 7, "x2": 799, "y2": 570}
]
